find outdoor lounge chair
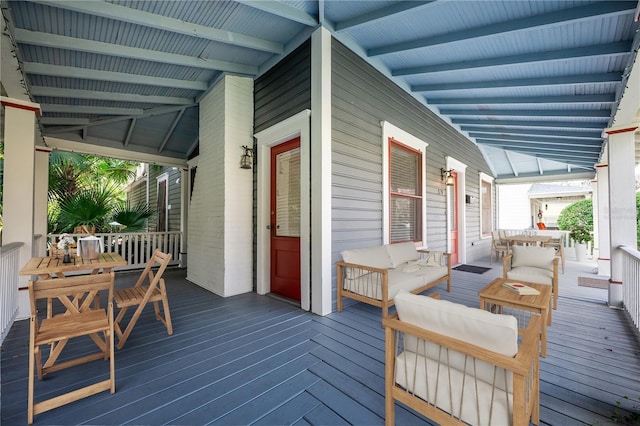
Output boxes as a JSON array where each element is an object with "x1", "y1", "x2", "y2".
[
  {"x1": 384, "y1": 291, "x2": 540, "y2": 425},
  {"x1": 503, "y1": 245, "x2": 559, "y2": 311},
  {"x1": 114, "y1": 249, "x2": 173, "y2": 349}
]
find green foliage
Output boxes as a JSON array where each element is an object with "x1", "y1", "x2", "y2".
[
  {"x1": 637, "y1": 193, "x2": 640, "y2": 248},
  {"x1": 47, "y1": 152, "x2": 140, "y2": 233},
  {"x1": 110, "y1": 204, "x2": 154, "y2": 232},
  {"x1": 557, "y1": 198, "x2": 594, "y2": 243},
  {"x1": 569, "y1": 223, "x2": 592, "y2": 243},
  {"x1": 56, "y1": 185, "x2": 118, "y2": 232}
]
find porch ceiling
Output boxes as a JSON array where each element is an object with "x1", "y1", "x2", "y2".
[{"x1": 1, "y1": 1, "x2": 639, "y2": 178}]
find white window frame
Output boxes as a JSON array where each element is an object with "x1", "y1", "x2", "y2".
[
  {"x1": 480, "y1": 172, "x2": 494, "y2": 239},
  {"x1": 156, "y1": 172, "x2": 169, "y2": 232},
  {"x1": 381, "y1": 121, "x2": 428, "y2": 246}
]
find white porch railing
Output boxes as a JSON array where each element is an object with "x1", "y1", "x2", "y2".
[
  {"x1": 620, "y1": 245, "x2": 640, "y2": 332},
  {"x1": 47, "y1": 231, "x2": 182, "y2": 270},
  {"x1": 0, "y1": 242, "x2": 22, "y2": 346}
]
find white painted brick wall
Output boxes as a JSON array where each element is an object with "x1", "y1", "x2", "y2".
[{"x1": 187, "y1": 75, "x2": 253, "y2": 296}]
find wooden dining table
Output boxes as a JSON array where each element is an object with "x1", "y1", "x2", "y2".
[
  {"x1": 20, "y1": 252, "x2": 127, "y2": 280},
  {"x1": 20, "y1": 252, "x2": 128, "y2": 317},
  {"x1": 507, "y1": 234, "x2": 552, "y2": 247}
]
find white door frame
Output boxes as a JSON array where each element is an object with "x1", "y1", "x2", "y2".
[
  {"x1": 254, "y1": 110, "x2": 311, "y2": 311},
  {"x1": 445, "y1": 157, "x2": 467, "y2": 264}
]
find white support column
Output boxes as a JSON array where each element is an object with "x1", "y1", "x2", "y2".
[
  {"x1": 594, "y1": 164, "x2": 610, "y2": 277},
  {"x1": 1, "y1": 97, "x2": 41, "y2": 319},
  {"x1": 34, "y1": 146, "x2": 51, "y2": 257},
  {"x1": 179, "y1": 167, "x2": 189, "y2": 268},
  {"x1": 310, "y1": 27, "x2": 332, "y2": 315},
  {"x1": 605, "y1": 122, "x2": 639, "y2": 307}
]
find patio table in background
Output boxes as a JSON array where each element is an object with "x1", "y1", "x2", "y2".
[{"x1": 507, "y1": 234, "x2": 552, "y2": 247}]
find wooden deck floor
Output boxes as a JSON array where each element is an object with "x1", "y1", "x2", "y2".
[{"x1": 2, "y1": 256, "x2": 639, "y2": 425}]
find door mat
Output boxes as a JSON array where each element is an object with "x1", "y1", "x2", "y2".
[
  {"x1": 578, "y1": 276, "x2": 608, "y2": 289},
  {"x1": 453, "y1": 265, "x2": 492, "y2": 274}
]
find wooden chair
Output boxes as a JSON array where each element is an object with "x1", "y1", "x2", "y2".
[
  {"x1": 28, "y1": 273, "x2": 115, "y2": 424},
  {"x1": 543, "y1": 233, "x2": 566, "y2": 274},
  {"x1": 503, "y1": 245, "x2": 559, "y2": 312},
  {"x1": 384, "y1": 291, "x2": 540, "y2": 426},
  {"x1": 490, "y1": 230, "x2": 509, "y2": 264},
  {"x1": 114, "y1": 249, "x2": 173, "y2": 349}
]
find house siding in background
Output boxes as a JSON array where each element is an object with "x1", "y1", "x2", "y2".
[
  {"x1": 125, "y1": 165, "x2": 182, "y2": 232},
  {"x1": 330, "y1": 39, "x2": 494, "y2": 274}
]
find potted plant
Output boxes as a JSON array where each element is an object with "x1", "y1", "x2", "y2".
[{"x1": 569, "y1": 223, "x2": 592, "y2": 262}]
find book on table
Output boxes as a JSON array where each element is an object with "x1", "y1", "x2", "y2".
[{"x1": 502, "y1": 282, "x2": 540, "y2": 296}]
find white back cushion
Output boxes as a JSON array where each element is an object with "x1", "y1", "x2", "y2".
[
  {"x1": 394, "y1": 291, "x2": 518, "y2": 356},
  {"x1": 386, "y1": 242, "x2": 419, "y2": 267},
  {"x1": 341, "y1": 245, "x2": 393, "y2": 270},
  {"x1": 511, "y1": 245, "x2": 556, "y2": 270}
]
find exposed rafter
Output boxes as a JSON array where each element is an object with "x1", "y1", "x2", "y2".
[
  {"x1": 452, "y1": 118, "x2": 606, "y2": 129},
  {"x1": 429, "y1": 94, "x2": 615, "y2": 105},
  {"x1": 23, "y1": 63, "x2": 208, "y2": 91},
  {"x1": 334, "y1": 1, "x2": 435, "y2": 31},
  {"x1": 440, "y1": 109, "x2": 612, "y2": 118},
  {"x1": 41, "y1": 104, "x2": 144, "y2": 116},
  {"x1": 14, "y1": 29, "x2": 258, "y2": 75},
  {"x1": 36, "y1": 0, "x2": 284, "y2": 54},
  {"x1": 469, "y1": 133, "x2": 604, "y2": 146},
  {"x1": 158, "y1": 109, "x2": 186, "y2": 153},
  {"x1": 369, "y1": 1, "x2": 636, "y2": 56},
  {"x1": 30, "y1": 86, "x2": 194, "y2": 105},
  {"x1": 461, "y1": 126, "x2": 603, "y2": 140},
  {"x1": 411, "y1": 73, "x2": 621, "y2": 92},
  {"x1": 392, "y1": 42, "x2": 632, "y2": 76},
  {"x1": 241, "y1": 0, "x2": 318, "y2": 26}
]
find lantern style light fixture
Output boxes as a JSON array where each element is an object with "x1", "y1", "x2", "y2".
[
  {"x1": 441, "y1": 168, "x2": 455, "y2": 186},
  {"x1": 240, "y1": 145, "x2": 254, "y2": 169}
]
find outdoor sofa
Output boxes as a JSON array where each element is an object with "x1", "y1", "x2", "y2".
[{"x1": 336, "y1": 242, "x2": 451, "y2": 318}]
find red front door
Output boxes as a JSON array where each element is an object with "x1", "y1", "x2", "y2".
[
  {"x1": 449, "y1": 171, "x2": 459, "y2": 265},
  {"x1": 270, "y1": 138, "x2": 301, "y2": 301}
]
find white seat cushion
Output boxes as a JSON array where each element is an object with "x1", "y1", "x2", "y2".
[
  {"x1": 507, "y1": 266, "x2": 553, "y2": 285},
  {"x1": 395, "y1": 351, "x2": 512, "y2": 425}
]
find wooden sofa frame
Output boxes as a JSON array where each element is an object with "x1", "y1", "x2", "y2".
[
  {"x1": 383, "y1": 312, "x2": 541, "y2": 425},
  {"x1": 336, "y1": 249, "x2": 451, "y2": 319}
]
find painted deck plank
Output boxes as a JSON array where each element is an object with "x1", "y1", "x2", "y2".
[
  {"x1": 3, "y1": 265, "x2": 640, "y2": 426},
  {"x1": 305, "y1": 379, "x2": 382, "y2": 425},
  {"x1": 251, "y1": 392, "x2": 321, "y2": 426},
  {"x1": 211, "y1": 370, "x2": 321, "y2": 425},
  {"x1": 168, "y1": 353, "x2": 321, "y2": 424}
]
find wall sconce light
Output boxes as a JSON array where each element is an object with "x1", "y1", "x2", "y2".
[
  {"x1": 240, "y1": 145, "x2": 254, "y2": 169},
  {"x1": 441, "y1": 168, "x2": 454, "y2": 186}
]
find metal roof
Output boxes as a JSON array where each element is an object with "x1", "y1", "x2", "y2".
[{"x1": 1, "y1": 0, "x2": 639, "y2": 179}]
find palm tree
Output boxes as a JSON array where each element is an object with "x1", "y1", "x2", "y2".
[{"x1": 48, "y1": 153, "x2": 150, "y2": 233}]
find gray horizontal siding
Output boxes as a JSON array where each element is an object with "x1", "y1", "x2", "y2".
[
  {"x1": 331, "y1": 38, "x2": 494, "y2": 307},
  {"x1": 254, "y1": 40, "x2": 311, "y2": 134}
]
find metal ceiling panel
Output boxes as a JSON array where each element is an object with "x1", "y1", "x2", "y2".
[{"x1": 2, "y1": 0, "x2": 637, "y2": 179}]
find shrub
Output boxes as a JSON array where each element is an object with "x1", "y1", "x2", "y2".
[{"x1": 557, "y1": 198, "x2": 593, "y2": 233}]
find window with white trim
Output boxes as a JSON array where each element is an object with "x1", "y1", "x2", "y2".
[
  {"x1": 381, "y1": 121, "x2": 428, "y2": 246},
  {"x1": 389, "y1": 140, "x2": 422, "y2": 243}
]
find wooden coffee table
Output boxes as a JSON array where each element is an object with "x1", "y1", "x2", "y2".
[{"x1": 478, "y1": 277, "x2": 552, "y2": 357}]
